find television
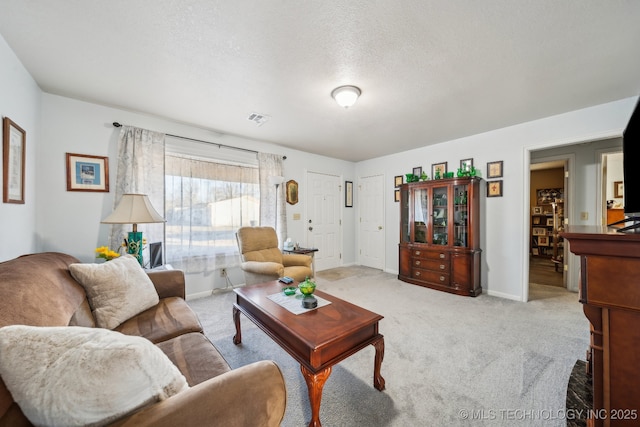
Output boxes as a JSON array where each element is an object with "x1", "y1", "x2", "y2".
[{"x1": 616, "y1": 96, "x2": 640, "y2": 232}]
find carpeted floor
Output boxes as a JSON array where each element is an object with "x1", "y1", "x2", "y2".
[{"x1": 188, "y1": 267, "x2": 589, "y2": 426}]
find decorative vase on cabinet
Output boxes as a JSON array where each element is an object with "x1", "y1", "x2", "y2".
[{"x1": 398, "y1": 176, "x2": 482, "y2": 296}]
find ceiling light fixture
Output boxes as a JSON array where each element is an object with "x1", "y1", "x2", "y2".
[{"x1": 331, "y1": 85, "x2": 361, "y2": 108}]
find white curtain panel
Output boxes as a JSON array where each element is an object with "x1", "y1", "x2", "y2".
[
  {"x1": 108, "y1": 126, "x2": 165, "y2": 262},
  {"x1": 164, "y1": 154, "x2": 258, "y2": 274},
  {"x1": 258, "y1": 153, "x2": 286, "y2": 246}
]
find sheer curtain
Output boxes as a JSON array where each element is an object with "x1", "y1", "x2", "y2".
[
  {"x1": 108, "y1": 126, "x2": 165, "y2": 262},
  {"x1": 258, "y1": 153, "x2": 286, "y2": 245},
  {"x1": 165, "y1": 154, "x2": 259, "y2": 274}
]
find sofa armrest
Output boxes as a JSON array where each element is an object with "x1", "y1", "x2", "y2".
[
  {"x1": 146, "y1": 270, "x2": 186, "y2": 300},
  {"x1": 111, "y1": 360, "x2": 286, "y2": 427},
  {"x1": 241, "y1": 261, "x2": 284, "y2": 277},
  {"x1": 282, "y1": 253, "x2": 312, "y2": 268}
]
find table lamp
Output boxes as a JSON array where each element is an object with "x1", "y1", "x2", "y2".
[{"x1": 101, "y1": 193, "x2": 165, "y2": 266}]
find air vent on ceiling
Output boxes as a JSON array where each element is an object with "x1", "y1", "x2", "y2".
[{"x1": 247, "y1": 112, "x2": 270, "y2": 126}]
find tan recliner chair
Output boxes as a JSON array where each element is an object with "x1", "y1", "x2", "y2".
[{"x1": 236, "y1": 226, "x2": 312, "y2": 285}]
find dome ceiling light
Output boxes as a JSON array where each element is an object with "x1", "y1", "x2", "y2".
[{"x1": 331, "y1": 85, "x2": 361, "y2": 108}]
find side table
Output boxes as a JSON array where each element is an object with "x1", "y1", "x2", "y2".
[{"x1": 283, "y1": 247, "x2": 318, "y2": 278}]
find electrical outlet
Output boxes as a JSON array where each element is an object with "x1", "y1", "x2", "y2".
[
  {"x1": 580, "y1": 212, "x2": 589, "y2": 221},
  {"x1": 220, "y1": 268, "x2": 227, "y2": 277}
]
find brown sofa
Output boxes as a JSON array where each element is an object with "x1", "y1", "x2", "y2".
[{"x1": 0, "y1": 252, "x2": 286, "y2": 426}]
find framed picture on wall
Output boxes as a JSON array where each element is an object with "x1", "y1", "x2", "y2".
[
  {"x1": 487, "y1": 160, "x2": 503, "y2": 178},
  {"x1": 394, "y1": 189, "x2": 400, "y2": 202},
  {"x1": 3, "y1": 117, "x2": 26, "y2": 204},
  {"x1": 66, "y1": 153, "x2": 110, "y2": 192},
  {"x1": 345, "y1": 181, "x2": 353, "y2": 207},
  {"x1": 614, "y1": 181, "x2": 624, "y2": 198},
  {"x1": 395, "y1": 175, "x2": 403, "y2": 187},
  {"x1": 487, "y1": 180, "x2": 503, "y2": 197}
]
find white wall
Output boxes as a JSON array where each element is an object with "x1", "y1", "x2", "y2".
[
  {"x1": 38, "y1": 93, "x2": 355, "y2": 297},
  {"x1": 0, "y1": 35, "x2": 41, "y2": 260},
  {"x1": 356, "y1": 97, "x2": 637, "y2": 301}
]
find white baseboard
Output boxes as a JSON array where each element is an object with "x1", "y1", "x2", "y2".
[
  {"x1": 186, "y1": 290, "x2": 216, "y2": 301},
  {"x1": 486, "y1": 289, "x2": 523, "y2": 302}
]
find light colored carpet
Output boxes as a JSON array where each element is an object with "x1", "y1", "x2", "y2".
[{"x1": 188, "y1": 267, "x2": 589, "y2": 426}]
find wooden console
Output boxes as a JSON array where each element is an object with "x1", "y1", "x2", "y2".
[{"x1": 562, "y1": 226, "x2": 640, "y2": 426}]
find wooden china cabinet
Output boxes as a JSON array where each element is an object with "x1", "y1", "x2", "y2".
[{"x1": 398, "y1": 176, "x2": 482, "y2": 296}]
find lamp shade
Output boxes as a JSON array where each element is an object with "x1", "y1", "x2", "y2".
[
  {"x1": 331, "y1": 85, "x2": 361, "y2": 108},
  {"x1": 101, "y1": 194, "x2": 165, "y2": 225}
]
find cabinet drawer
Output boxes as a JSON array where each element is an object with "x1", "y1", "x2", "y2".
[
  {"x1": 412, "y1": 249, "x2": 449, "y2": 261},
  {"x1": 412, "y1": 268, "x2": 450, "y2": 285},
  {"x1": 412, "y1": 258, "x2": 450, "y2": 272}
]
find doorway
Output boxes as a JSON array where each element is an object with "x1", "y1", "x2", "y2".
[
  {"x1": 599, "y1": 151, "x2": 624, "y2": 226},
  {"x1": 528, "y1": 160, "x2": 568, "y2": 293}
]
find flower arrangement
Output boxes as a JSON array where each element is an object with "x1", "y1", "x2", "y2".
[{"x1": 95, "y1": 246, "x2": 120, "y2": 261}]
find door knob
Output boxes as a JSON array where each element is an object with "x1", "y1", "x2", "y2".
[{"x1": 308, "y1": 226, "x2": 313, "y2": 231}]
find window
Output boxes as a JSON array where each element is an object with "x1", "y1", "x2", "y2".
[{"x1": 165, "y1": 153, "x2": 259, "y2": 273}]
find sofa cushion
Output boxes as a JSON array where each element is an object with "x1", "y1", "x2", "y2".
[
  {"x1": 69, "y1": 255, "x2": 160, "y2": 329},
  {"x1": 156, "y1": 332, "x2": 231, "y2": 386},
  {"x1": 0, "y1": 325, "x2": 188, "y2": 427},
  {"x1": 115, "y1": 297, "x2": 203, "y2": 344}
]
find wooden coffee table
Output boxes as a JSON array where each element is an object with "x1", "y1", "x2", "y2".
[{"x1": 232, "y1": 280, "x2": 385, "y2": 427}]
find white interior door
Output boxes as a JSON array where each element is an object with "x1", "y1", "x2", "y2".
[
  {"x1": 359, "y1": 174, "x2": 385, "y2": 269},
  {"x1": 305, "y1": 171, "x2": 341, "y2": 271}
]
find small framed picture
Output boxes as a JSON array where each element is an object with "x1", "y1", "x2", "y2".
[
  {"x1": 412, "y1": 166, "x2": 422, "y2": 177},
  {"x1": 533, "y1": 227, "x2": 547, "y2": 236},
  {"x1": 532, "y1": 206, "x2": 543, "y2": 215},
  {"x1": 394, "y1": 175, "x2": 403, "y2": 187},
  {"x1": 345, "y1": 180, "x2": 353, "y2": 207},
  {"x1": 431, "y1": 162, "x2": 447, "y2": 179},
  {"x1": 538, "y1": 236, "x2": 549, "y2": 246},
  {"x1": 3, "y1": 117, "x2": 26, "y2": 203},
  {"x1": 546, "y1": 218, "x2": 554, "y2": 226},
  {"x1": 487, "y1": 180, "x2": 503, "y2": 197},
  {"x1": 614, "y1": 181, "x2": 623, "y2": 198},
  {"x1": 460, "y1": 158, "x2": 473, "y2": 172},
  {"x1": 66, "y1": 153, "x2": 109, "y2": 192},
  {"x1": 487, "y1": 160, "x2": 503, "y2": 178},
  {"x1": 533, "y1": 216, "x2": 541, "y2": 225},
  {"x1": 394, "y1": 189, "x2": 400, "y2": 202},
  {"x1": 532, "y1": 248, "x2": 539, "y2": 255}
]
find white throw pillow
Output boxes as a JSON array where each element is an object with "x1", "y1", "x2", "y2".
[
  {"x1": 70, "y1": 255, "x2": 160, "y2": 329},
  {"x1": 0, "y1": 325, "x2": 188, "y2": 427}
]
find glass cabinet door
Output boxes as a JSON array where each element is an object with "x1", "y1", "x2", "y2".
[
  {"x1": 431, "y1": 186, "x2": 448, "y2": 245},
  {"x1": 453, "y1": 183, "x2": 469, "y2": 247},
  {"x1": 400, "y1": 187, "x2": 410, "y2": 243},
  {"x1": 414, "y1": 188, "x2": 429, "y2": 243}
]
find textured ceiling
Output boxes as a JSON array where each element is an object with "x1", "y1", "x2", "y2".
[{"x1": 1, "y1": 1, "x2": 640, "y2": 162}]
